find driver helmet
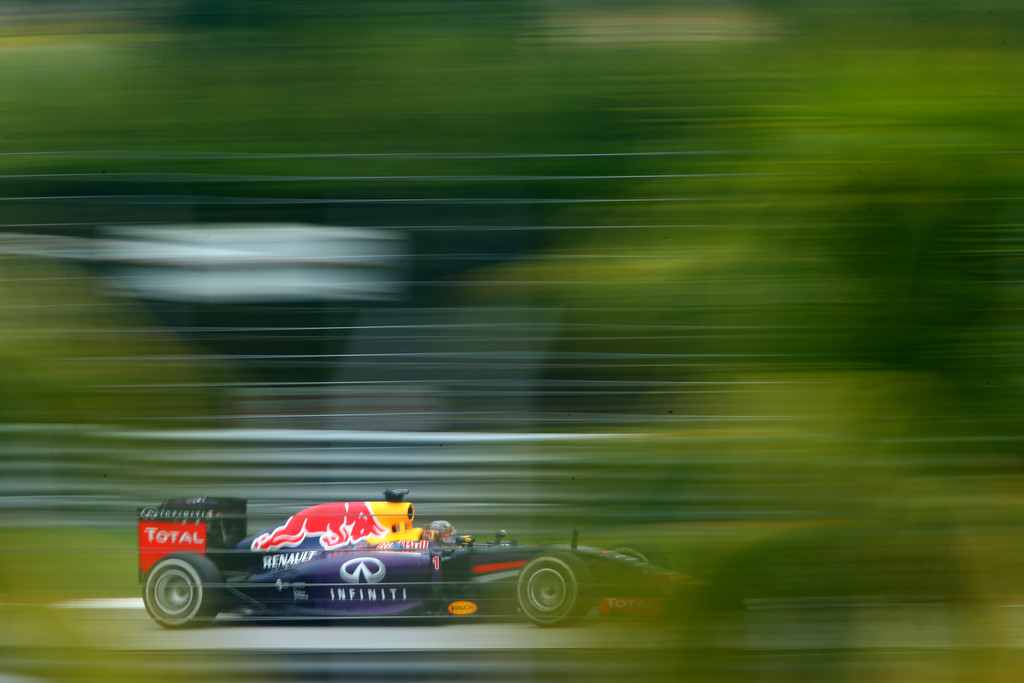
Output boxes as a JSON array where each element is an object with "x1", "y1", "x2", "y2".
[{"x1": 424, "y1": 520, "x2": 456, "y2": 543}]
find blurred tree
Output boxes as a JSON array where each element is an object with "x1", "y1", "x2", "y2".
[{"x1": 0, "y1": 256, "x2": 224, "y2": 426}]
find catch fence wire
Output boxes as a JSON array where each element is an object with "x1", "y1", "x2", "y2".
[{"x1": 0, "y1": 147, "x2": 747, "y2": 544}]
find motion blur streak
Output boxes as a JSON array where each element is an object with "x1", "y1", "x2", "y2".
[{"x1": 2, "y1": 1, "x2": 1024, "y2": 681}]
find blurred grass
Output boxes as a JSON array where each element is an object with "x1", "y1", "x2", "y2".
[{"x1": 0, "y1": 526, "x2": 136, "y2": 602}]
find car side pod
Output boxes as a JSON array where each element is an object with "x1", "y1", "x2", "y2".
[
  {"x1": 516, "y1": 551, "x2": 594, "y2": 627},
  {"x1": 143, "y1": 552, "x2": 223, "y2": 628}
]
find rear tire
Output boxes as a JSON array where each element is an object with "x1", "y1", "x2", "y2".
[
  {"x1": 143, "y1": 553, "x2": 223, "y2": 628},
  {"x1": 517, "y1": 552, "x2": 592, "y2": 627}
]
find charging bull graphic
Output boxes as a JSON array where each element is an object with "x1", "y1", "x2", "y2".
[{"x1": 251, "y1": 502, "x2": 389, "y2": 551}]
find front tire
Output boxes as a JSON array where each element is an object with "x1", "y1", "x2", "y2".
[
  {"x1": 143, "y1": 553, "x2": 223, "y2": 628},
  {"x1": 517, "y1": 552, "x2": 592, "y2": 627}
]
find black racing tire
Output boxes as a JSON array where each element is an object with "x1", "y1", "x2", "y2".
[
  {"x1": 143, "y1": 553, "x2": 223, "y2": 628},
  {"x1": 517, "y1": 552, "x2": 593, "y2": 627},
  {"x1": 607, "y1": 541, "x2": 671, "y2": 570}
]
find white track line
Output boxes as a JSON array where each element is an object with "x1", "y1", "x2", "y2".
[{"x1": 52, "y1": 598, "x2": 143, "y2": 609}]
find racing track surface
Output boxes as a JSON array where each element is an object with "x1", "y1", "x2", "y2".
[
  {"x1": 3, "y1": 601, "x2": 683, "y2": 682},
  {"x1": 8, "y1": 600, "x2": 1024, "y2": 681},
  {"x1": 48, "y1": 599, "x2": 676, "y2": 651}
]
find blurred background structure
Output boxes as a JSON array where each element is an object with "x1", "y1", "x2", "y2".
[{"x1": 2, "y1": 1, "x2": 1024, "y2": 680}]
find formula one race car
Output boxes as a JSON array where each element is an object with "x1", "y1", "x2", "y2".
[{"x1": 138, "y1": 489, "x2": 680, "y2": 628}]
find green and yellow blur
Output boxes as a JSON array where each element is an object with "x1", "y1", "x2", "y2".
[{"x1": 2, "y1": 1, "x2": 1024, "y2": 680}]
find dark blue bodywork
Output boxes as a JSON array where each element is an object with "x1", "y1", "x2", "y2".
[{"x1": 139, "y1": 493, "x2": 680, "y2": 625}]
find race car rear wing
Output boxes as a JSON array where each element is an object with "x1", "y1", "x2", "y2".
[{"x1": 137, "y1": 497, "x2": 247, "y2": 576}]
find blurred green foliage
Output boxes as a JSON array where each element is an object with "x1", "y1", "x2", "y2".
[{"x1": 0, "y1": 257, "x2": 224, "y2": 425}]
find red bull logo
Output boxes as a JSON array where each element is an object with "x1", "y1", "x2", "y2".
[{"x1": 251, "y1": 502, "x2": 388, "y2": 551}]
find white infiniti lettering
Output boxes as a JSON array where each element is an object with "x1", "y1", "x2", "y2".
[{"x1": 329, "y1": 586, "x2": 408, "y2": 602}]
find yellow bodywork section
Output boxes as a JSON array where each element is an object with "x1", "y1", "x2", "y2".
[{"x1": 368, "y1": 501, "x2": 423, "y2": 542}]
